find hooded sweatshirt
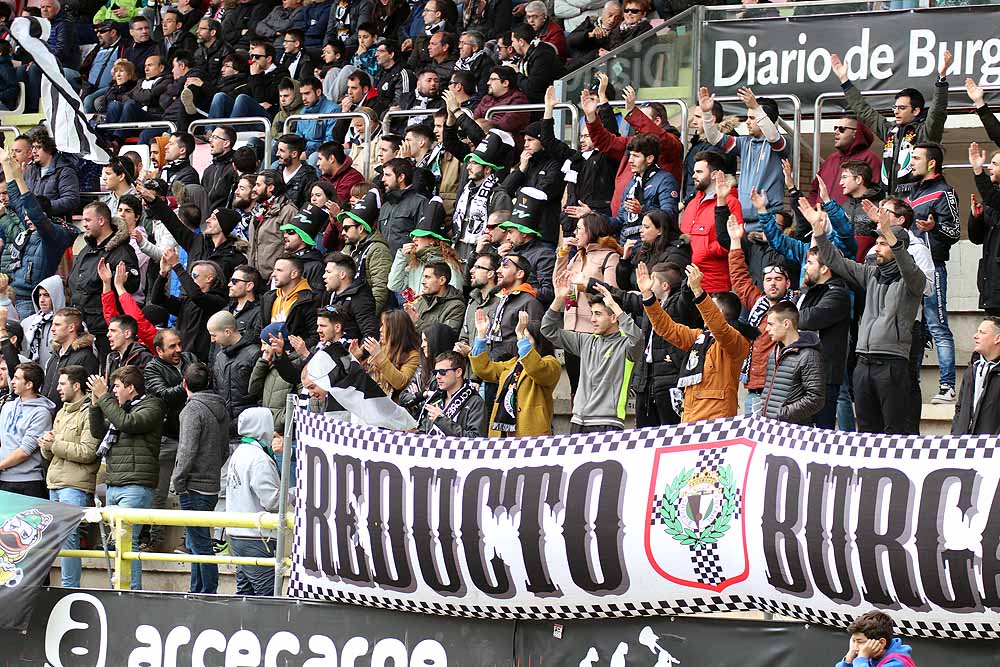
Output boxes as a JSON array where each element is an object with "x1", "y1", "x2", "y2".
[
  {"x1": 835, "y1": 637, "x2": 913, "y2": 667},
  {"x1": 173, "y1": 391, "x2": 230, "y2": 495},
  {"x1": 20, "y1": 274, "x2": 66, "y2": 369},
  {"x1": 0, "y1": 394, "x2": 56, "y2": 483},
  {"x1": 228, "y1": 408, "x2": 280, "y2": 538},
  {"x1": 809, "y1": 121, "x2": 882, "y2": 206}
]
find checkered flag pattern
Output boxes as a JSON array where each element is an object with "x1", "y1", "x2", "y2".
[
  {"x1": 288, "y1": 409, "x2": 1000, "y2": 639},
  {"x1": 691, "y1": 543, "x2": 724, "y2": 586}
]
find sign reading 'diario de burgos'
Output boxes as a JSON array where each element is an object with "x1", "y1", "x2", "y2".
[
  {"x1": 291, "y1": 411, "x2": 1000, "y2": 639},
  {"x1": 700, "y1": 6, "x2": 1000, "y2": 107}
]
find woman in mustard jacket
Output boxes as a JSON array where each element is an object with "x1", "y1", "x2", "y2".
[{"x1": 470, "y1": 310, "x2": 562, "y2": 437}]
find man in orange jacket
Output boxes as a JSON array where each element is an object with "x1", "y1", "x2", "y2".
[{"x1": 638, "y1": 262, "x2": 752, "y2": 423}]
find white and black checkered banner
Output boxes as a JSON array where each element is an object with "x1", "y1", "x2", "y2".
[{"x1": 290, "y1": 412, "x2": 1000, "y2": 639}]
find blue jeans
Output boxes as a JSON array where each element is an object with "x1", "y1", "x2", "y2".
[
  {"x1": 106, "y1": 484, "x2": 154, "y2": 590},
  {"x1": 744, "y1": 390, "x2": 763, "y2": 416},
  {"x1": 179, "y1": 493, "x2": 219, "y2": 594},
  {"x1": 212, "y1": 93, "x2": 268, "y2": 121},
  {"x1": 836, "y1": 370, "x2": 855, "y2": 431},
  {"x1": 230, "y1": 536, "x2": 277, "y2": 596},
  {"x1": 923, "y1": 263, "x2": 956, "y2": 388},
  {"x1": 83, "y1": 86, "x2": 108, "y2": 113},
  {"x1": 49, "y1": 487, "x2": 90, "y2": 588}
]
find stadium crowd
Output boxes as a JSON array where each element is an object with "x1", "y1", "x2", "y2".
[{"x1": 0, "y1": 0, "x2": 997, "y2": 596}]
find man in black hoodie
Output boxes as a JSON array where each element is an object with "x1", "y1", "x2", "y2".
[
  {"x1": 139, "y1": 183, "x2": 247, "y2": 281},
  {"x1": 322, "y1": 252, "x2": 379, "y2": 341},
  {"x1": 202, "y1": 126, "x2": 238, "y2": 212},
  {"x1": 502, "y1": 123, "x2": 564, "y2": 245},
  {"x1": 510, "y1": 24, "x2": 563, "y2": 104},
  {"x1": 150, "y1": 248, "x2": 229, "y2": 362},
  {"x1": 208, "y1": 40, "x2": 283, "y2": 121}
]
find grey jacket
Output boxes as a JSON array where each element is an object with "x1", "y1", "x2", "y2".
[
  {"x1": 761, "y1": 331, "x2": 826, "y2": 425},
  {"x1": 377, "y1": 186, "x2": 427, "y2": 255},
  {"x1": 0, "y1": 394, "x2": 56, "y2": 483},
  {"x1": 541, "y1": 308, "x2": 643, "y2": 430},
  {"x1": 817, "y1": 231, "x2": 925, "y2": 360},
  {"x1": 172, "y1": 391, "x2": 229, "y2": 495}
]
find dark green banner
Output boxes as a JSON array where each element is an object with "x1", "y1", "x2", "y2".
[{"x1": 0, "y1": 491, "x2": 84, "y2": 631}]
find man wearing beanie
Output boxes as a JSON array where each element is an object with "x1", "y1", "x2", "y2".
[
  {"x1": 279, "y1": 205, "x2": 327, "y2": 293},
  {"x1": 138, "y1": 182, "x2": 247, "y2": 281},
  {"x1": 806, "y1": 202, "x2": 926, "y2": 435},
  {"x1": 502, "y1": 121, "x2": 564, "y2": 245}
]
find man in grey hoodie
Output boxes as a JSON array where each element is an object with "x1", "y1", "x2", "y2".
[
  {"x1": 810, "y1": 203, "x2": 926, "y2": 435},
  {"x1": 172, "y1": 361, "x2": 229, "y2": 594},
  {"x1": 0, "y1": 361, "x2": 56, "y2": 498},
  {"x1": 227, "y1": 407, "x2": 281, "y2": 596},
  {"x1": 19, "y1": 274, "x2": 65, "y2": 370}
]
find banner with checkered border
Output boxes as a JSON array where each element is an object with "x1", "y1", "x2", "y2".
[{"x1": 289, "y1": 411, "x2": 1000, "y2": 639}]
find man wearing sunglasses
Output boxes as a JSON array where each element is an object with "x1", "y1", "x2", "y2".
[
  {"x1": 808, "y1": 116, "x2": 881, "y2": 208},
  {"x1": 418, "y1": 351, "x2": 485, "y2": 437},
  {"x1": 486, "y1": 254, "x2": 545, "y2": 362}
]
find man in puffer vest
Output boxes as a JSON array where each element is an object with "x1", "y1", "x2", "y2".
[{"x1": 760, "y1": 301, "x2": 825, "y2": 425}]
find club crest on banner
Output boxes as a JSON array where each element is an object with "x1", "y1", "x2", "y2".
[
  {"x1": 645, "y1": 439, "x2": 754, "y2": 592},
  {"x1": 0, "y1": 509, "x2": 53, "y2": 588}
]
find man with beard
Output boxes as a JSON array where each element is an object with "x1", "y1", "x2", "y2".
[
  {"x1": 228, "y1": 265, "x2": 262, "y2": 342},
  {"x1": 452, "y1": 129, "x2": 514, "y2": 261},
  {"x1": 249, "y1": 171, "x2": 299, "y2": 281},
  {"x1": 473, "y1": 66, "x2": 529, "y2": 134},
  {"x1": 407, "y1": 68, "x2": 444, "y2": 128},
  {"x1": 259, "y1": 255, "x2": 319, "y2": 346},
  {"x1": 279, "y1": 205, "x2": 328, "y2": 293},
  {"x1": 809, "y1": 204, "x2": 926, "y2": 434},
  {"x1": 231, "y1": 174, "x2": 257, "y2": 243},
  {"x1": 456, "y1": 251, "x2": 500, "y2": 360},
  {"x1": 373, "y1": 41, "x2": 417, "y2": 133},
  {"x1": 680, "y1": 152, "x2": 741, "y2": 292},
  {"x1": 485, "y1": 253, "x2": 545, "y2": 362},
  {"x1": 809, "y1": 116, "x2": 881, "y2": 207},
  {"x1": 276, "y1": 134, "x2": 319, "y2": 208},
  {"x1": 321, "y1": 252, "x2": 378, "y2": 341}
]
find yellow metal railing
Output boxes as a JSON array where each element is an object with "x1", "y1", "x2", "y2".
[{"x1": 60, "y1": 507, "x2": 294, "y2": 591}]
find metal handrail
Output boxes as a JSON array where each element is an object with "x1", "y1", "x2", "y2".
[
  {"x1": 97, "y1": 120, "x2": 178, "y2": 135},
  {"x1": 484, "y1": 103, "x2": 582, "y2": 150},
  {"x1": 713, "y1": 94, "x2": 802, "y2": 188},
  {"x1": 812, "y1": 85, "x2": 1000, "y2": 174},
  {"x1": 189, "y1": 116, "x2": 273, "y2": 168},
  {"x1": 285, "y1": 111, "x2": 372, "y2": 179},
  {"x1": 601, "y1": 98, "x2": 690, "y2": 150},
  {"x1": 0, "y1": 124, "x2": 20, "y2": 137}
]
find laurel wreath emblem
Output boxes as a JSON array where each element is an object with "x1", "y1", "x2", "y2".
[{"x1": 659, "y1": 465, "x2": 736, "y2": 547}]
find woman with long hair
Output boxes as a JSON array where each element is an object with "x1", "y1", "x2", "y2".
[
  {"x1": 397, "y1": 322, "x2": 459, "y2": 417},
  {"x1": 616, "y1": 209, "x2": 690, "y2": 291},
  {"x1": 470, "y1": 310, "x2": 560, "y2": 437},
  {"x1": 361, "y1": 309, "x2": 421, "y2": 402},
  {"x1": 387, "y1": 204, "x2": 466, "y2": 295},
  {"x1": 310, "y1": 181, "x2": 345, "y2": 253},
  {"x1": 553, "y1": 213, "x2": 622, "y2": 394}
]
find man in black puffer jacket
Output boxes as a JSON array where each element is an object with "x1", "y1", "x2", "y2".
[
  {"x1": 760, "y1": 301, "x2": 826, "y2": 425},
  {"x1": 208, "y1": 311, "x2": 261, "y2": 435},
  {"x1": 201, "y1": 126, "x2": 238, "y2": 213},
  {"x1": 149, "y1": 249, "x2": 229, "y2": 362}
]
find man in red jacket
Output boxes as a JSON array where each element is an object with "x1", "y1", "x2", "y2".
[
  {"x1": 809, "y1": 116, "x2": 881, "y2": 206},
  {"x1": 680, "y1": 153, "x2": 742, "y2": 293},
  {"x1": 581, "y1": 83, "x2": 683, "y2": 218},
  {"x1": 317, "y1": 141, "x2": 364, "y2": 204}
]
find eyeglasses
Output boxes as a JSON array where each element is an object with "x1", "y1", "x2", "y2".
[
  {"x1": 833, "y1": 125, "x2": 855, "y2": 133},
  {"x1": 471, "y1": 264, "x2": 493, "y2": 272},
  {"x1": 432, "y1": 367, "x2": 457, "y2": 376},
  {"x1": 881, "y1": 208, "x2": 900, "y2": 217},
  {"x1": 501, "y1": 257, "x2": 528, "y2": 273},
  {"x1": 229, "y1": 277, "x2": 249, "y2": 284},
  {"x1": 209, "y1": 134, "x2": 229, "y2": 141},
  {"x1": 892, "y1": 104, "x2": 911, "y2": 111}
]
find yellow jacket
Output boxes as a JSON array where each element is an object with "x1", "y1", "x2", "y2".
[{"x1": 470, "y1": 344, "x2": 561, "y2": 437}]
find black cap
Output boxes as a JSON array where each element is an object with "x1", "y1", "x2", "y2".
[
  {"x1": 336, "y1": 188, "x2": 380, "y2": 233},
  {"x1": 213, "y1": 208, "x2": 241, "y2": 238},
  {"x1": 410, "y1": 197, "x2": 449, "y2": 242},
  {"x1": 523, "y1": 121, "x2": 543, "y2": 140}
]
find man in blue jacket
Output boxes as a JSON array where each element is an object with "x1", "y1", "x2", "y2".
[
  {"x1": 298, "y1": 77, "x2": 339, "y2": 162},
  {"x1": 836, "y1": 610, "x2": 914, "y2": 667},
  {"x1": 0, "y1": 148, "x2": 78, "y2": 319},
  {"x1": 607, "y1": 134, "x2": 678, "y2": 245}
]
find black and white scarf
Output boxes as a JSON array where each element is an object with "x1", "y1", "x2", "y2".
[
  {"x1": 619, "y1": 165, "x2": 660, "y2": 242},
  {"x1": 454, "y1": 48, "x2": 486, "y2": 72},
  {"x1": 677, "y1": 330, "x2": 714, "y2": 390},
  {"x1": 29, "y1": 311, "x2": 52, "y2": 360},
  {"x1": 6, "y1": 227, "x2": 32, "y2": 273},
  {"x1": 427, "y1": 381, "x2": 476, "y2": 435},
  {"x1": 96, "y1": 394, "x2": 148, "y2": 459},
  {"x1": 741, "y1": 292, "x2": 794, "y2": 381},
  {"x1": 491, "y1": 361, "x2": 521, "y2": 433},
  {"x1": 160, "y1": 158, "x2": 190, "y2": 183},
  {"x1": 454, "y1": 173, "x2": 499, "y2": 247},
  {"x1": 424, "y1": 20, "x2": 445, "y2": 36}
]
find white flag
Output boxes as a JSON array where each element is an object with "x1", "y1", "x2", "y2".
[{"x1": 10, "y1": 17, "x2": 110, "y2": 164}]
